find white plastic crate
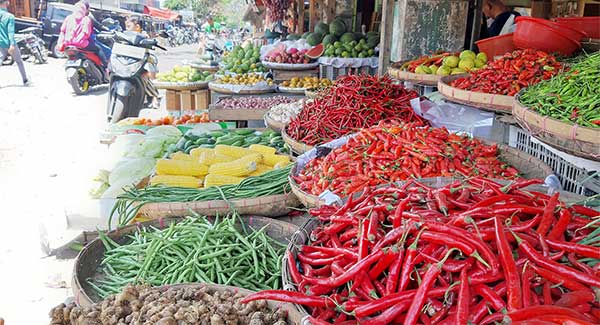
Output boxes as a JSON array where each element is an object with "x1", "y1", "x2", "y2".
[
  {"x1": 508, "y1": 126, "x2": 600, "y2": 196},
  {"x1": 319, "y1": 64, "x2": 377, "y2": 80}
]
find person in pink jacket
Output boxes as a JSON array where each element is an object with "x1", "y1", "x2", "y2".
[{"x1": 57, "y1": 2, "x2": 106, "y2": 65}]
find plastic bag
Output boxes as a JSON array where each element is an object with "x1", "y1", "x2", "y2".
[{"x1": 411, "y1": 98, "x2": 495, "y2": 139}]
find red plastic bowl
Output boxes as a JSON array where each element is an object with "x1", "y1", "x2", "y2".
[
  {"x1": 514, "y1": 16, "x2": 581, "y2": 55},
  {"x1": 476, "y1": 33, "x2": 516, "y2": 58},
  {"x1": 555, "y1": 16, "x2": 600, "y2": 39}
]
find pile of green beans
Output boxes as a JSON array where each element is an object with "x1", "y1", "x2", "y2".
[
  {"x1": 520, "y1": 52, "x2": 600, "y2": 128},
  {"x1": 90, "y1": 214, "x2": 286, "y2": 298},
  {"x1": 111, "y1": 165, "x2": 292, "y2": 227}
]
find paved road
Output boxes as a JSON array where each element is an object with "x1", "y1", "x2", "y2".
[{"x1": 0, "y1": 43, "x2": 200, "y2": 323}]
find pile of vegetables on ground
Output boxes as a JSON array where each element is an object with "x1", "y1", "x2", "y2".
[
  {"x1": 286, "y1": 75, "x2": 423, "y2": 146},
  {"x1": 266, "y1": 100, "x2": 304, "y2": 125},
  {"x1": 50, "y1": 283, "x2": 290, "y2": 324},
  {"x1": 152, "y1": 140, "x2": 291, "y2": 189},
  {"x1": 280, "y1": 77, "x2": 332, "y2": 90},
  {"x1": 170, "y1": 128, "x2": 287, "y2": 154},
  {"x1": 125, "y1": 113, "x2": 210, "y2": 126},
  {"x1": 156, "y1": 65, "x2": 213, "y2": 83},
  {"x1": 217, "y1": 95, "x2": 297, "y2": 110},
  {"x1": 451, "y1": 49, "x2": 563, "y2": 96},
  {"x1": 219, "y1": 43, "x2": 265, "y2": 74},
  {"x1": 243, "y1": 177, "x2": 600, "y2": 324},
  {"x1": 519, "y1": 52, "x2": 600, "y2": 128},
  {"x1": 213, "y1": 74, "x2": 274, "y2": 86},
  {"x1": 294, "y1": 121, "x2": 519, "y2": 196},
  {"x1": 398, "y1": 50, "x2": 488, "y2": 76},
  {"x1": 90, "y1": 214, "x2": 286, "y2": 298},
  {"x1": 112, "y1": 164, "x2": 292, "y2": 226}
]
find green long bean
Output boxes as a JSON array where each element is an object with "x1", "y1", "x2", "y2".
[{"x1": 90, "y1": 213, "x2": 285, "y2": 298}]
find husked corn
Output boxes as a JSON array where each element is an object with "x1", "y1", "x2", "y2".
[
  {"x1": 204, "y1": 174, "x2": 244, "y2": 187},
  {"x1": 249, "y1": 144, "x2": 277, "y2": 156},
  {"x1": 150, "y1": 175, "x2": 202, "y2": 188},
  {"x1": 199, "y1": 152, "x2": 235, "y2": 165},
  {"x1": 155, "y1": 159, "x2": 209, "y2": 177},
  {"x1": 263, "y1": 154, "x2": 290, "y2": 167},
  {"x1": 208, "y1": 158, "x2": 256, "y2": 177},
  {"x1": 249, "y1": 164, "x2": 273, "y2": 176},
  {"x1": 170, "y1": 152, "x2": 195, "y2": 161},
  {"x1": 215, "y1": 145, "x2": 256, "y2": 158},
  {"x1": 190, "y1": 147, "x2": 215, "y2": 159}
]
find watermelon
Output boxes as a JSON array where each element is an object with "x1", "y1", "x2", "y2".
[{"x1": 306, "y1": 44, "x2": 324, "y2": 59}]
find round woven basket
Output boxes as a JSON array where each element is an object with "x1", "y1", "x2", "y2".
[
  {"x1": 287, "y1": 138, "x2": 554, "y2": 208},
  {"x1": 438, "y1": 74, "x2": 513, "y2": 113},
  {"x1": 137, "y1": 193, "x2": 301, "y2": 219},
  {"x1": 153, "y1": 80, "x2": 210, "y2": 90},
  {"x1": 281, "y1": 179, "x2": 592, "y2": 317},
  {"x1": 387, "y1": 66, "x2": 441, "y2": 86},
  {"x1": 208, "y1": 82, "x2": 276, "y2": 95},
  {"x1": 513, "y1": 94, "x2": 600, "y2": 161},
  {"x1": 73, "y1": 216, "x2": 299, "y2": 306},
  {"x1": 264, "y1": 112, "x2": 287, "y2": 132},
  {"x1": 282, "y1": 127, "x2": 314, "y2": 156}
]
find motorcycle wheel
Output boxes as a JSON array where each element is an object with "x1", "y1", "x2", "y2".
[
  {"x1": 51, "y1": 42, "x2": 65, "y2": 58},
  {"x1": 107, "y1": 91, "x2": 128, "y2": 123},
  {"x1": 34, "y1": 47, "x2": 47, "y2": 64},
  {"x1": 69, "y1": 68, "x2": 90, "y2": 95}
]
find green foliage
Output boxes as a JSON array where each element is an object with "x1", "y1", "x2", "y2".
[{"x1": 164, "y1": 0, "x2": 188, "y2": 11}]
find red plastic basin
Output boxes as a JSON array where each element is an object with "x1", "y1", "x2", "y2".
[
  {"x1": 514, "y1": 16, "x2": 581, "y2": 55},
  {"x1": 555, "y1": 16, "x2": 600, "y2": 39},
  {"x1": 476, "y1": 33, "x2": 516, "y2": 58}
]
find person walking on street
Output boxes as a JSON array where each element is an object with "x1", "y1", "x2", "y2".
[{"x1": 0, "y1": 0, "x2": 28, "y2": 85}]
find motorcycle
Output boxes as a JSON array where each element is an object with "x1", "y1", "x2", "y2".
[
  {"x1": 1, "y1": 27, "x2": 47, "y2": 65},
  {"x1": 106, "y1": 31, "x2": 165, "y2": 123},
  {"x1": 64, "y1": 32, "x2": 113, "y2": 95}
]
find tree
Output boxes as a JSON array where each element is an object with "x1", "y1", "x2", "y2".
[{"x1": 164, "y1": 0, "x2": 188, "y2": 11}]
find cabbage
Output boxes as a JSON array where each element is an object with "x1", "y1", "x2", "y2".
[
  {"x1": 102, "y1": 158, "x2": 156, "y2": 198},
  {"x1": 145, "y1": 125, "x2": 182, "y2": 139}
]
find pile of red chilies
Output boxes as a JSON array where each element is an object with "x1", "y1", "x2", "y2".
[
  {"x1": 293, "y1": 122, "x2": 519, "y2": 196},
  {"x1": 451, "y1": 49, "x2": 563, "y2": 96},
  {"x1": 242, "y1": 178, "x2": 600, "y2": 324},
  {"x1": 286, "y1": 75, "x2": 424, "y2": 146}
]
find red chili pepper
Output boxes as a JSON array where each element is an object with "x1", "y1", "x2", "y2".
[
  {"x1": 536, "y1": 191, "x2": 559, "y2": 237},
  {"x1": 286, "y1": 251, "x2": 302, "y2": 285},
  {"x1": 455, "y1": 268, "x2": 470, "y2": 324},
  {"x1": 507, "y1": 305, "x2": 595, "y2": 323},
  {"x1": 544, "y1": 238, "x2": 600, "y2": 259},
  {"x1": 493, "y1": 216, "x2": 522, "y2": 311},
  {"x1": 241, "y1": 290, "x2": 334, "y2": 308},
  {"x1": 530, "y1": 264, "x2": 590, "y2": 292},
  {"x1": 474, "y1": 284, "x2": 506, "y2": 311}
]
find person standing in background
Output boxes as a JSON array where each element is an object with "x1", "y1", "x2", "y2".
[
  {"x1": 0, "y1": 0, "x2": 28, "y2": 85},
  {"x1": 482, "y1": 0, "x2": 520, "y2": 37}
]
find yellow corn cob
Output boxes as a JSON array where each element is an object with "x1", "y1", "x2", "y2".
[
  {"x1": 199, "y1": 152, "x2": 236, "y2": 165},
  {"x1": 170, "y1": 152, "x2": 195, "y2": 161},
  {"x1": 249, "y1": 144, "x2": 276, "y2": 156},
  {"x1": 150, "y1": 175, "x2": 202, "y2": 188},
  {"x1": 263, "y1": 154, "x2": 291, "y2": 167},
  {"x1": 209, "y1": 158, "x2": 256, "y2": 177},
  {"x1": 249, "y1": 164, "x2": 273, "y2": 176},
  {"x1": 215, "y1": 145, "x2": 256, "y2": 158},
  {"x1": 274, "y1": 161, "x2": 291, "y2": 169},
  {"x1": 204, "y1": 174, "x2": 244, "y2": 187},
  {"x1": 155, "y1": 159, "x2": 209, "y2": 177},
  {"x1": 190, "y1": 147, "x2": 215, "y2": 159},
  {"x1": 239, "y1": 153, "x2": 263, "y2": 164}
]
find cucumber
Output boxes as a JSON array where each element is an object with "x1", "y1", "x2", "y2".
[
  {"x1": 175, "y1": 137, "x2": 187, "y2": 151},
  {"x1": 269, "y1": 136, "x2": 283, "y2": 145},
  {"x1": 245, "y1": 136, "x2": 262, "y2": 145},
  {"x1": 199, "y1": 144, "x2": 216, "y2": 148},
  {"x1": 232, "y1": 140, "x2": 245, "y2": 147},
  {"x1": 207, "y1": 138, "x2": 216, "y2": 145},
  {"x1": 234, "y1": 129, "x2": 255, "y2": 136},
  {"x1": 262, "y1": 129, "x2": 276, "y2": 137},
  {"x1": 195, "y1": 138, "x2": 210, "y2": 145},
  {"x1": 185, "y1": 133, "x2": 200, "y2": 141},
  {"x1": 209, "y1": 131, "x2": 226, "y2": 138},
  {"x1": 184, "y1": 145, "x2": 199, "y2": 153},
  {"x1": 269, "y1": 132, "x2": 280, "y2": 139},
  {"x1": 184, "y1": 139, "x2": 194, "y2": 150}
]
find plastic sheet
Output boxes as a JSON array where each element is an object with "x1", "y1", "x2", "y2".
[{"x1": 317, "y1": 56, "x2": 378, "y2": 68}]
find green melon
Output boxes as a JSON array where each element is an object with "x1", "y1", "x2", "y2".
[
  {"x1": 329, "y1": 19, "x2": 346, "y2": 37},
  {"x1": 340, "y1": 32, "x2": 356, "y2": 44},
  {"x1": 287, "y1": 34, "x2": 301, "y2": 40},
  {"x1": 315, "y1": 22, "x2": 329, "y2": 36},
  {"x1": 302, "y1": 32, "x2": 311, "y2": 39},
  {"x1": 322, "y1": 34, "x2": 338, "y2": 47},
  {"x1": 306, "y1": 32, "x2": 324, "y2": 46}
]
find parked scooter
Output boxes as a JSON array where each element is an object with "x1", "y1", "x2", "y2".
[
  {"x1": 106, "y1": 31, "x2": 165, "y2": 123},
  {"x1": 64, "y1": 32, "x2": 112, "y2": 95},
  {"x1": 1, "y1": 27, "x2": 47, "y2": 65}
]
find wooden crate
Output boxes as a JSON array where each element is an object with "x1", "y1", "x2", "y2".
[
  {"x1": 271, "y1": 68, "x2": 319, "y2": 82},
  {"x1": 165, "y1": 89, "x2": 210, "y2": 111}
]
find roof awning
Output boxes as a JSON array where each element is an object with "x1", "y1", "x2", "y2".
[{"x1": 143, "y1": 6, "x2": 180, "y2": 21}]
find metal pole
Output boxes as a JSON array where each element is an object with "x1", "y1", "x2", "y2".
[{"x1": 469, "y1": 0, "x2": 483, "y2": 50}]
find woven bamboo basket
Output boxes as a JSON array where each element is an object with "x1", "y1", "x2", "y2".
[
  {"x1": 438, "y1": 74, "x2": 513, "y2": 113},
  {"x1": 73, "y1": 216, "x2": 299, "y2": 306},
  {"x1": 153, "y1": 80, "x2": 210, "y2": 90},
  {"x1": 281, "y1": 179, "x2": 593, "y2": 317},
  {"x1": 208, "y1": 82, "x2": 276, "y2": 95},
  {"x1": 387, "y1": 66, "x2": 441, "y2": 86},
  {"x1": 513, "y1": 95, "x2": 600, "y2": 161},
  {"x1": 264, "y1": 112, "x2": 287, "y2": 133},
  {"x1": 282, "y1": 127, "x2": 314, "y2": 156},
  {"x1": 137, "y1": 193, "x2": 301, "y2": 219},
  {"x1": 287, "y1": 138, "x2": 553, "y2": 208}
]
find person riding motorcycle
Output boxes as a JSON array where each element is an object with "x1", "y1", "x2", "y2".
[{"x1": 56, "y1": 2, "x2": 107, "y2": 66}]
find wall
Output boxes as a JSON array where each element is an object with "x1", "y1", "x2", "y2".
[{"x1": 391, "y1": 0, "x2": 469, "y2": 62}]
